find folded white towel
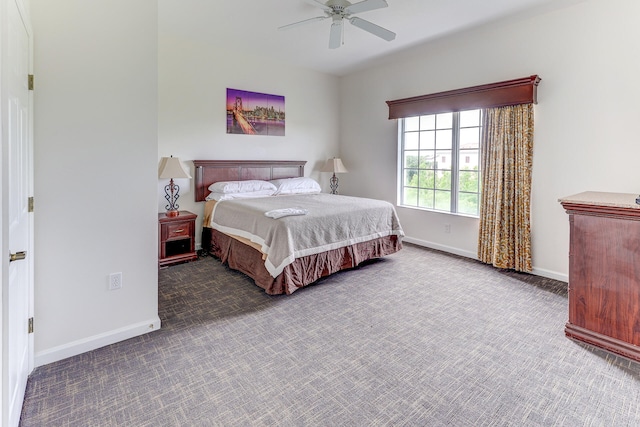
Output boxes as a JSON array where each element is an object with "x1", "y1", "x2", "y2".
[{"x1": 264, "y1": 207, "x2": 309, "y2": 219}]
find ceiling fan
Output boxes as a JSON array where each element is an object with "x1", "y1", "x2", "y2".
[{"x1": 278, "y1": 0, "x2": 396, "y2": 49}]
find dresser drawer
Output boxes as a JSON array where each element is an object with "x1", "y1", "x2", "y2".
[{"x1": 165, "y1": 222, "x2": 191, "y2": 239}]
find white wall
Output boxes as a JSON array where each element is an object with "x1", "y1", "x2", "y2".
[
  {"x1": 339, "y1": 0, "x2": 640, "y2": 281},
  {"x1": 157, "y1": 28, "x2": 341, "y2": 245},
  {"x1": 31, "y1": 0, "x2": 160, "y2": 365}
]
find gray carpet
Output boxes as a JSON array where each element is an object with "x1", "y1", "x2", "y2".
[{"x1": 20, "y1": 244, "x2": 640, "y2": 426}]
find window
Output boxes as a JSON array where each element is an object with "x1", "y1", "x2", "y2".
[{"x1": 399, "y1": 109, "x2": 482, "y2": 216}]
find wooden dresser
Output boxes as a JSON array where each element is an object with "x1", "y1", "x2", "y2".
[{"x1": 559, "y1": 191, "x2": 640, "y2": 362}]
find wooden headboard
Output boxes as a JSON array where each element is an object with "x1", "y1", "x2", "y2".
[{"x1": 193, "y1": 160, "x2": 306, "y2": 202}]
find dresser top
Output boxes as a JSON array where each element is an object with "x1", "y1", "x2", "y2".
[{"x1": 559, "y1": 191, "x2": 640, "y2": 210}]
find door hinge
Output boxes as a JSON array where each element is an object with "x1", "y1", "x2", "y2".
[
  {"x1": 28, "y1": 196, "x2": 34, "y2": 213},
  {"x1": 28, "y1": 74, "x2": 34, "y2": 90},
  {"x1": 28, "y1": 317, "x2": 34, "y2": 334}
]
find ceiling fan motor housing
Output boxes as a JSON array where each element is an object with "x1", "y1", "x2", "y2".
[{"x1": 326, "y1": 0, "x2": 351, "y2": 10}]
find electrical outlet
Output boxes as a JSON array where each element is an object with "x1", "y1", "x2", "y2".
[
  {"x1": 444, "y1": 224, "x2": 451, "y2": 234},
  {"x1": 109, "y1": 272, "x2": 122, "y2": 290}
]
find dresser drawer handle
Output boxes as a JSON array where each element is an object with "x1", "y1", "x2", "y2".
[{"x1": 172, "y1": 229, "x2": 185, "y2": 233}]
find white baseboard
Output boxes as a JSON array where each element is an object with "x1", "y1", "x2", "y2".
[
  {"x1": 531, "y1": 267, "x2": 568, "y2": 283},
  {"x1": 35, "y1": 316, "x2": 162, "y2": 367},
  {"x1": 403, "y1": 236, "x2": 568, "y2": 283},
  {"x1": 402, "y1": 236, "x2": 478, "y2": 260}
]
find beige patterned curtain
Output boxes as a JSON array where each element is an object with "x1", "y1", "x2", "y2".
[{"x1": 478, "y1": 103, "x2": 534, "y2": 272}]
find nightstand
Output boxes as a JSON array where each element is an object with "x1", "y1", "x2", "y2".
[{"x1": 158, "y1": 210, "x2": 197, "y2": 267}]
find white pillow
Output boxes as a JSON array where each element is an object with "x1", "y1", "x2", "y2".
[
  {"x1": 208, "y1": 180, "x2": 276, "y2": 194},
  {"x1": 205, "y1": 189, "x2": 276, "y2": 201},
  {"x1": 270, "y1": 177, "x2": 321, "y2": 195}
]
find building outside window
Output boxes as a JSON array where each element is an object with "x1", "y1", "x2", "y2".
[{"x1": 399, "y1": 109, "x2": 482, "y2": 216}]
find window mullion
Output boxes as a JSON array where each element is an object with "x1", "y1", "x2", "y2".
[
  {"x1": 451, "y1": 112, "x2": 460, "y2": 213},
  {"x1": 398, "y1": 119, "x2": 405, "y2": 206}
]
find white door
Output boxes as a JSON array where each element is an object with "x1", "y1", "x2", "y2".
[{"x1": 3, "y1": 0, "x2": 32, "y2": 425}]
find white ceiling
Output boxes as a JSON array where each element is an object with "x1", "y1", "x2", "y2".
[{"x1": 160, "y1": 0, "x2": 582, "y2": 76}]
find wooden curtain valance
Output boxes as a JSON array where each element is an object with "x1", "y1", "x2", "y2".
[{"x1": 386, "y1": 75, "x2": 540, "y2": 119}]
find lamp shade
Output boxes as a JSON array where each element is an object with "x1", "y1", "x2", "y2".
[
  {"x1": 321, "y1": 157, "x2": 348, "y2": 173},
  {"x1": 159, "y1": 156, "x2": 192, "y2": 179}
]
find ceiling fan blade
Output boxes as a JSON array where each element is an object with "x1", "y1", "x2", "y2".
[
  {"x1": 344, "y1": 0, "x2": 388, "y2": 15},
  {"x1": 329, "y1": 18, "x2": 343, "y2": 49},
  {"x1": 349, "y1": 17, "x2": 396, "y2": 41},
  {"x1": 303, "y1": 0, "x2": 332, "y2": 12},
  {"x1": 278, "y1": 16, "x2": 328, "y2": 31}
]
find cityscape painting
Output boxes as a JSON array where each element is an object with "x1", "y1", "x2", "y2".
[{"x1": 226, "y1": 88, "x2": 285, "y2": 136}]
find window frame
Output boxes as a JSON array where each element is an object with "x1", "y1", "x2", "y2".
[{"x1": 397, "y1": 109, "x2": 482, "y2": 217}]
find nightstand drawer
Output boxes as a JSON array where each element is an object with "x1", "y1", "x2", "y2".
[{"x1": 166, "y1": 222, "x2": 191, "y2": 239}]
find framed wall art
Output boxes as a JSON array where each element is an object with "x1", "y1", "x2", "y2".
[{"x1": 226, "y1": 88, "x2": 285, "y2": 136}]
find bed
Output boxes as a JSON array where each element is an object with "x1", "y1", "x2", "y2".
[{"x1": 194, "y1": 160, "x2": 404, "y2": 295}]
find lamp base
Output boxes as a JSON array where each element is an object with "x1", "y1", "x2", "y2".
[
  {"x1": 329, "y1": 173, "x2": 339, "y2": 195},
  {"x1": 166, "y1": 209, "x2": 179, "y2": 218}
]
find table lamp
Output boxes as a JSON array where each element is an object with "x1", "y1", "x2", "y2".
[
  {"x1": 159, "y1": 156, "x2": 192, "y2": 217},
  {"x1": 321, "y1": 157, "x2": 348, "y2": 194}
]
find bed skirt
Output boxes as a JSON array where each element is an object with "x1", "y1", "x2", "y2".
[{"x1": 203, "y1": 228, "x2": 402, "y2": 295}]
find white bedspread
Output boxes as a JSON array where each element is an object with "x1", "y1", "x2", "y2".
[{"x1": 209, "y1": 193, "x2": 404, "y2": 278}]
